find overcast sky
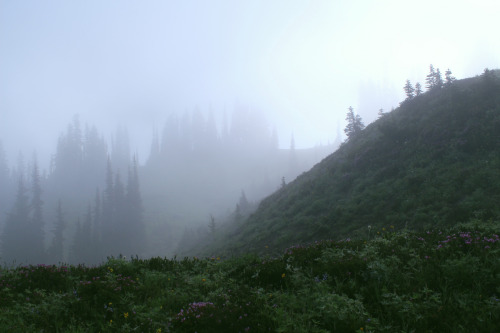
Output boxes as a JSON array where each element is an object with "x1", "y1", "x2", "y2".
[{"x1": 1, "y1": 0, "x2": 499, "y2": 169}]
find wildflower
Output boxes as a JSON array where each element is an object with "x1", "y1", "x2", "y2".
[
  {"x1": 109, "y1": 320, "x2": 113, "y2": 325},
  {"x1": 124, "y1": 312, "x2": 129, "y2": 319},
  {"x1": 202, "y1": 278, "x2": 206, "y2": 282},
  {"x1": 281, "y1": 273, "x2": 286, "y2": 278},
  {"x1": 156, "y1": 329, "x2": 161, "y2": 333}
]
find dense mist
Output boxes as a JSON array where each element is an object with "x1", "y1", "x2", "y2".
[
  {"x1": 1, "y1": 1, "x2": 499, "y2": 265},
  {"x1": 0, "y1": 107, "x2": 338, "y2": 265}
]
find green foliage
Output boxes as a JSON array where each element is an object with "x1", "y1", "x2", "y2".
[
  {"x1": 1, "y1": 222, "x2": 499, "y2": 331},
  {"x1": 206, "y1": 69, "x2": 500, "y2": 256}
]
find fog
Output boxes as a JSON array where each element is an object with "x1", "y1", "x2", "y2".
[{"x1": 0, "y1": 0, "x2": 499, "y2": 264}]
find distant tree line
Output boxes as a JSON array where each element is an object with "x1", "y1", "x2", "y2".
[
  {"x1": 0, "y1": 106, "x2": 336, "y2": 264},
  {"x1": 403, "y1": 64, "x2": 456, "y2": 102},
  {"x1": 0, "y1": 151, "x2": 144, "y2": 265}
]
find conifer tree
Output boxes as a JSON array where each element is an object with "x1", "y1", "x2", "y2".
[
  {"x1": 112, "y1": 171, "x2": 126, "y2": 255},
  {"x1": 81, "y1": 205, "x2": 93, "y2": 262},
  {"x1": 344, "y1": 106, "x2": 365, "y2": 140},
  {"x1": 1, "y1": 176, "x2": 31, "y2": 264},
  {"x1": 30, "y1": 158, "x2": 45, "y2": 263},
  {"x1": 71, "y1": 217, "x2": 83, "y2": 263},
  {"x1": 445, "y1": 68, "x2": 456, "y2": 86},
  {"x1": 415, "y1": 82, "x2": 423, "y2": 96},
  {"x1": 208, "y1": 214, "x2": 216, "y2": 235},
  {"x1": 425, "y1": 64, "x2": 436, "y2": 90},
  {"x1": 125, "y1": 156, "x2": 145, "y2": 256},
  {"x1": 404, "y1": 80, "x2": 415, "y2": 99},
  {"x1": 48, "y1": 200, "x2": 65, "y2": 263},
  {"x1": 91, "y1": 189, "x2": 102, "y2": 260},
  {"x1": 101, "y1": 157, "x2": 114, "y2": 255},
  {"x1": 435, "y1": 68, "x2": 444, "y2": 88}
]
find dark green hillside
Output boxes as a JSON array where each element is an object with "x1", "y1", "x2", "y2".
[{"x1": 208, "y1": 70, "x2": 500, "y2": 256}]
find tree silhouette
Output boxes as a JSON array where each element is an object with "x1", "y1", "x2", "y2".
[
  {"x1": 404, "y1": 80, "x2": 415, "y2": 100},
  {"x1": 29, "y1": 158, "x2": 45, "y2": 263},
  {"x1": 344, "y1": 106, "x2": 365, "y2": 140},
  {"x1": 1, "y1": 176, "x2": 31, "y2": 264},
  {"x1": 125, "y1": 156, "x2": 145, "y2": 256},
  {"x1": 48, "y1": 200, "x2": 65, "y2": 263},
  {"x1": 445, "y1": 69, "x2": 456, "y2": 86},
  {"x1": 415, "y1": 82, "x2": 423, "y2": 96}
]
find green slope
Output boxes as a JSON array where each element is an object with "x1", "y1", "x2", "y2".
[{"x1": 205, "y1": 70, "x2": 500, "y2": 256}]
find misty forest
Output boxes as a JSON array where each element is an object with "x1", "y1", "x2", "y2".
[
  {"x1": 1, "y1": 67, "x2": 500, "y2": 332},
  {"x1": 0, "y1": 104, "x2": 338, "y2": 265}
]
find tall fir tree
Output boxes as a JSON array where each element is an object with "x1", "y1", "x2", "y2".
[
  {"x1": 404, "y1": 80, "x2": 415, "y2": 99},
  {"x1": 1, "y1": 176, "x2": 31, "y2": 264},
  {"x1": 112, "y1": 170, "x2": 126, "y2": 256},
  {"x1": 125, "y1": 156, "x2": 145, "y2": 256},
  {"x1": 415, "y1": 82, "x2": 423, "y2": 96},
  {"x1": 435, "y1": 68, "x2": 444, "y2": 88},
  {"x1": 344, "y1": 106, "x2": 365, "y2": 140},
  {"x1": 91, "y1": 188, "x2": 103, "y2": 261},
  {"x1": 425, "y1": 64, "x2": 436, "y2": 90},
  {"x1": 48, "y1": 200, "x2": 65, "y2": 263},
  {"x1": 101, "y1": 157, "x2": 114, "y2": 255},
  {"x1": 30, "y1": 158, "x2": 45, "y2": 263},
  {"x1": 445, "y1": 68, "x2": 456, "y2": 86}
]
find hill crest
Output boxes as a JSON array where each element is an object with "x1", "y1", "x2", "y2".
[{"x1": 199, "y1": 70, "x2": 500, "y2": 256}]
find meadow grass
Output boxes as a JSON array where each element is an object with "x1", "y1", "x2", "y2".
[{"x1": 1, "y1": 220, "x2": 499, "y2": 332}]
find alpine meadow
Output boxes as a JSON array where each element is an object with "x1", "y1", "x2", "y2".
[{"x1": 0, "y1": 68, "x2": 499, "y2": 332}]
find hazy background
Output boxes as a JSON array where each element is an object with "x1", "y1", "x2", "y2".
[{"x1": 2, "y1": 0, "x2": 499, "y2": 169}]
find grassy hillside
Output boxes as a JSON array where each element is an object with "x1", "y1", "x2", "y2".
[
  {"x1": 203, "y1": 70, "x2": 500, "y2": 256},
  {"x1": 1, "y1": 222, "x2": 499, "y2": 332}
]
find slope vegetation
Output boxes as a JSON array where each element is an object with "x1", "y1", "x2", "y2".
[{"x1": 208, "y1": 70, "x2": 500, "y2": 256}]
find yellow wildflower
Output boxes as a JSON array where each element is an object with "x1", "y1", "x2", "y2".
[
  {"x1": 281, "y1": 273, "x2": 286, "y2": 278},
  {"x1": 124, "y1": 312, "x2": 129, "y2": 319},
  {"x1": 202, "y1": 278, "x2": 206, "y2": 282}
]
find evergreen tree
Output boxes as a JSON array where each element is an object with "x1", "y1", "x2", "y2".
[
  {"x1": 29, "y1": 158, "x2": 45, "y2": 263},
  {"x1": 125, "y1": 156, "x2": 145, "y2": 256},
  {"x1": 238, "y1": 190, "x2": 249, "y2": 214},
  {"x1": 71, "y1": 217, "x2": 83, "y2": 263},
  {"x1": 208, "y1": 214, "x2": 216, "y2": 235},
  {"x1": 101, "y1": 157, "x2": 114, "y2": 255},
  {"x1": 112, "y1": 170, "x2": 126, "y2": 256},
  {"x1": 48, "y1": 200, "x2": 65, "y2": 263},
  {"x1": 415, "y1": 82, "x2": 423, "y2": 96},
  {"x1": 425, "y1": 64, "x2": 436, "y2": 90},
  {"x1": 1, "y1": 176, "x2": 31, "y2": 264},
  {"x1": 435, "y1": 68, "x2": 444, "y2": 88},
  {"x1": 81, "y1": 205, "x2": 93, "y2": 262},
  {"x1": 404, "y1": 80, "x2": 415, "y2": 99},
  {"x1": 91, "y1": 188, "x2": 102, "y2": 260},
  {"x1": 344, "y1": 106, "x2": 365, "y2": 140},
  {"x1": 445, "y1": 68, "x2": 456, "y2": 86},
  {"x1": 377, "y1": 108, "x2": 388, "y2": 118}
]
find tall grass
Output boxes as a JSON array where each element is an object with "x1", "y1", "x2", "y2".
[{"x1": 1, "y1": 220, "x2": 499, "y2": 332}]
